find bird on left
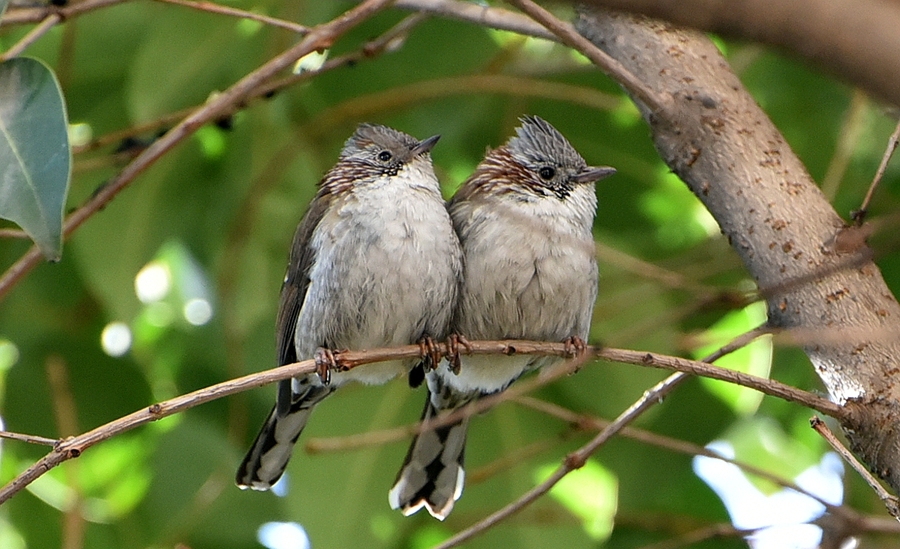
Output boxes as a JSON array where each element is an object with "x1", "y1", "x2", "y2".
[{"x1": 236, "y1": 123, "x2": 462, "y2": 491}]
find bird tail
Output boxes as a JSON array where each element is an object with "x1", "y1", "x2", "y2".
[
  {"x1": 389, "y1": 392, "x2": 469, "y2": 520},
  {"x1": 236, "y1": 381, "x2": 331, "y2": 490}
]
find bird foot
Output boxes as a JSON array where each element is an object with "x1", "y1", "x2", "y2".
[
  {"x1": 563, "y1": 336, "x2": 588, "y2": 374},
  {"x1": 447, "y1": 334, "x2": 472, "y2": 375},
  {"x1": 314, "y1": 347, "x2": 337, "y2": 385},
  {"x1": 418, "y1": 336, "x2": 442, "y2": 371}
]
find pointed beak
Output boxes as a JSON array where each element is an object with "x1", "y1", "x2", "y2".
[
  {"x1": 411, "y1": 134, "x2": 441, "y2": 156},
  {"x1": 573, "y1": 165, "x2": 616, "y2": 184}
]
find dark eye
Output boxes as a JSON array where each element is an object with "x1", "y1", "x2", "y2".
[
  {"x1": 377, "y1": 150, "x2": 393, "y2": 162},
  {"x1": 538, "y1": 166, "x2": 555, "y2": 180}
]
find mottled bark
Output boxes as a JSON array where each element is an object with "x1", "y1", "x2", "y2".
[
  {"x1": 575, "y1": 0, "x2": 900, "y2": 108},
  {"x1": 575, "y1": 8, "x2": 900, "y2": 494}
]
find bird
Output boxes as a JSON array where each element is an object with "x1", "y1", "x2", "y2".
[
  {"x1": 389, "y1": 115, "x2": 615, "y2": 520},
  {"x1": 236, "y1": 123, "x2": 462, "y2": 491}
]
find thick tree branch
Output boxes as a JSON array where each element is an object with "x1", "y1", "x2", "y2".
[
  {"x1": 571, "y1": 0, "x2": 900, "y2": 108},
  {"x1": 574, "y1": 7, "x2": 900, "y2": 499}
]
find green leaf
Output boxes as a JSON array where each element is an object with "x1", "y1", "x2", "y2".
[
  {"x1": 693, "y1": 302, "x2": 773, "y2": 415},
  {"x1": 0, "y1": 57, "x2": 71, "y2": 260},
  {"x1": 535, "y1": 460, "x2": 618, "y2": 541}
]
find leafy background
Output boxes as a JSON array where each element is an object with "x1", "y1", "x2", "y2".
[{"x1": 1, "y1": 1, "x2": 899, "y2": 548}]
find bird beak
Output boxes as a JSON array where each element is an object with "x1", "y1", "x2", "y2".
[
  {"x1": 411, "y1": 134, "x2": 441, "y2": 156},
  {"x1": 574, "y1": 165, "x2": 616, "y2": 184}
]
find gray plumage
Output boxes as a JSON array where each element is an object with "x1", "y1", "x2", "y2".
[
  {"x1": 237, "y1": 123, "x2": 462, "y2": 491},
  {"x1": 390, "y1": 116, "x2": 614, "y2": 519}
]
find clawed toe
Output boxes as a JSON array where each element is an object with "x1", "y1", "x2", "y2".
[
  {"x1": 418, "y1": 336, "x2": 442, "y2": 372},
  {"x1": 314, "y1": 347, "x2": 337, "y2": 385},
  {"x1": 447, "y1": 334, "x2": 472, "y2": 375}
]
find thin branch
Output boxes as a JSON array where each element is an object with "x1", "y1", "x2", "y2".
[
  {"x1": 811, "y1": 415, "x2": 900, "y2": 518},
  {"x1": 72, "y1": 11, "x2": 430, "y2": 156},
  {"x1": 594, "y1": 241, "x2": 720, "y2": 297},
  {"x1": 0, "y1": 0, "x2": 396, "y2": 301},
  {"x1": 151, "y1": 0, "x2": 310, "y2": 34},
  {"x1": 821, "y1": 90, "x2": 869, "y2": 201},
  {"x1": 853, "y1": 117, "x2": 900, "y2": 225},
  {"x1": 433, "y1": 371, "x2": 689, "y2": 549},
  {"x1": 0, "y1": 228, "x2": 28, "y2": 239},
  {"x1": 507, "y1": 0, "x2": 669, "y2": 114},
  {"x1": 0, "y1": 431, "x2": 56, "y2": 446},
  {"x1": 0, "y1": 13, "x2": 60, "y2": 61},
  {"x1": 394, "y1": 0, "x2": 554, "y2": 40},
  {"x1": 0, "y1": 0, "x2": 130, "y2": 26},
  {"x1": 0, "y1": 339, "x2": 841, "y2": 505},
  {"x1": 515, "y1": 396, "x2": 864, "y2": 523},
  {"x1": 431, "y1": 328, "x2": 818, "y2": 549}
]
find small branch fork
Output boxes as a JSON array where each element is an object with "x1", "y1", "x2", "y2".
[{"x1": 0, "y1": 338, "x2": 842, "y2": 506}]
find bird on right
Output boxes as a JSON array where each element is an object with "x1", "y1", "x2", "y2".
[{"x1": 390, "y1": 115, "x2": 616, "y2": 520}]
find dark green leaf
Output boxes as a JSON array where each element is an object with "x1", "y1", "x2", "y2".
[{"x1": 0, "y1": 57, "x2": 71, "y2": 260}]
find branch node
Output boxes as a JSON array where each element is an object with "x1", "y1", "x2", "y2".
[{"x1": 564, "y1": 450, "x2": 587, "y2": 470}]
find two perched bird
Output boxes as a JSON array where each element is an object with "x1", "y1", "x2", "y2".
[{"x1": 236, "y1": 116, "x2": 615, "y2": 520}]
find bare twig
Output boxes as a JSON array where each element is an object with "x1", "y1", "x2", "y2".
[
  {"x1": 152, "y1": 0, "x2": 310, "y2": 34},
  {"x1": 853, "y1": 117, "x2": 900, "y2": 225},
  {"x1": 431, "y1": 328, "x2": 815, "y2": 549},
  {"x1": 507, "y1": 0, "x2": 669, "y2": 114},
  {"x1": 821, "y1": 90, "x2": 869, "y2": 201},
  {"x1": 1, "y1": 0, "x2": 130, "y2": 26},
  {"x1": 516, "y1": 396, "x2": 859, "y2": 520},
  {"x1": 0, "y1": 339, "x2": 841, "y2": 505},
  {"x1": 0, "y1": 0, "x2": 396, "y2": 301},
  {"x1": 0, "y1": 13, "x2": 60, "y2": 61},
  {"x1": 0, "y1": 228, "x2": 28, "y2": 239},
  {"x1": 0, "y1": 431, "x2": 56, "y2": 446},
  {"x1": 811, "y1": 415, "x2": 900, "y2": 518},
  {"x1": 72, "y1": 11, "x2": 431, "y2": 156},
  {"x1": 394, "y1": 0, "x2": 554, "y2": 40}
]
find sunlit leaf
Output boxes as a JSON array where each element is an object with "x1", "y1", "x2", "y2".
[
  {"x1": 693, "y1": 301, "x2": 773, "y2": 415},
  {"x1": 535, "y1": 460, "x2": 618, "y2": 541},
  {"x1": 0, "y1": 57, "x2": 70, "y2": 260}
]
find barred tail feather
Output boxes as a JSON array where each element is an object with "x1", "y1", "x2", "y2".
[
  {"x1": 389, "y1": 396, "x2": 468, "y2": 520},
  {"x1": 236, "y1": 404, "x2": 315, "y2": 490}
]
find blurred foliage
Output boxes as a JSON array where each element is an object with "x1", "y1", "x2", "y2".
[{"x1": 0, "y1": 1, "x2": 899, "y2": 549}]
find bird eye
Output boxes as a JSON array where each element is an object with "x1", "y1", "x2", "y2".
[
  {"x1": 538, "y1": 166, "x2": 555, "y2": 180},
  {"x1": 377, "y1": 150, "x2": 393, "y2": 162}
]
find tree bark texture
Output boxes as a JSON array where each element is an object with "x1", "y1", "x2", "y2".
[
  {"x1": 575, "y1": 8, "x2": 900, "y2": 495},
  {"x1": 575, "y1": 0, "x2": 900, "y2": 109}
]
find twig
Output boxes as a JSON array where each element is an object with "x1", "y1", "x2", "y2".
[
  {"x1": 0, "y1": 0, "x2": 130, "y2": 26},
  {"x1": 821, "y1": 90, "x2": 868, "y2": 201},
  {"x1": 516, "y1": 396, "x2": 860, "y2": 521},
  {"x1": 433, "y1": 371, "x2": 689, "y2": 549},
  {"x1": 0, "y1": 355, "x2": 322, "y2": 505},
  {"x1": 507, "y1": 0, "x2": 669, "y2": 115},
  {"x1": 810, "y1": 415, "x2": 900, "y2": 518},
  {"x1": 73, "y1": 11, "x2": 430, "y2": 156},
  {"x1": 0, "y1": 339, "x2": 841, "y2": 505},
  {"x1": 0, "y1": 228, "x2": 28, "y2": 239},
  {"x1": 0, "y1": 13, "x2": 60, "y2": 61},
  {"x1": 0, "y1": 431, "x2": 57, "y2": 446},
  {"x1": 431, "y1": 328, "x2": 798, "y2": 549},
  {"x1": 853, "y1": 117, "x2": 900, "y2": 225},
  {"x1": 394, "y1": 0, "x2": 554, "y2": 40},
  {"x1": 0, "y1": 0, "x2": 396, "y2": 302},
  {"x1": 152, "y1": 0, "x2": 309, "y2": 34}
]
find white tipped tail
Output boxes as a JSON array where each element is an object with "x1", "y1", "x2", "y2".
[{"x1": 389, "y1": 395, "x2": 469, "y2": 520}]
